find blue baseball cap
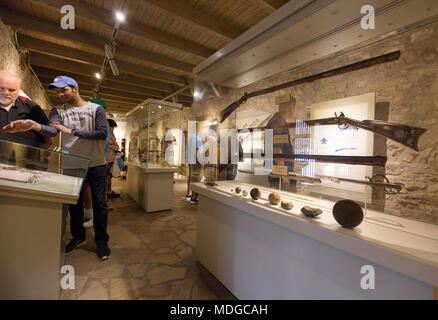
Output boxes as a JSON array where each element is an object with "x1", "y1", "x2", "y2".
[{"x1": 48, "y1": 76, "x2": 79, "y2": 89}]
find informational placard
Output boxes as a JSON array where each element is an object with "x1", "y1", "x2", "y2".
[
  {"x1": 275, "y1": 94, "x2": 292, "y2": 105},
  {"x1": 272, "y1": 165, "x2": 288, "y2": 176},
  {"x1": 273, "y1": 134, "x2": 289, "y2": 144}
]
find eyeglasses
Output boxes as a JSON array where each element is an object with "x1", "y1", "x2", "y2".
[{"x1": 0, "y1": 87, "x2": 17, "y2": 92}]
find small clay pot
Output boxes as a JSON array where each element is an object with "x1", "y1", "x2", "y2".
[
  {"x1": 250, "y1": 188, "x2": 261, "y2": 200},
  {"x1": 242, "y1": 190, "x2": 248, "y2": 197},
  {"x1": 281, "y1": 201, "x2": 294, "y2": 210},
  {"x1": 268, "y1": 192, "x2": 281, "y2": 205},
  {"x1": 235, "y1": 187, "x2": 241, "y2": 194},
  {"x1": 332, "y1": 200, "x2": 364, "y2": 228}
]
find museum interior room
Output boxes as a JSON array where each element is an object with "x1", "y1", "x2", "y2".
[{"x1": 0, "y1": 0, "x2": 437, "y2": 300}]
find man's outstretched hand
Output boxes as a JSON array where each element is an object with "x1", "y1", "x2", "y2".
[
  {"x1": 2, "y1": 119, "x2": 41, "y2": 133},
  {"x1": 50, "y1": 122, "x2": 73, "y2": 135}
]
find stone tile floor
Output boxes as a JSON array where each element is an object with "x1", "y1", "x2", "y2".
[{"x1": 60, "y1": 178, "x2": 229, "y2": 300}]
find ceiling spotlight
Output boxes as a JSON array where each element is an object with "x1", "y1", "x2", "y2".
[
  {"x1": 95, "y1": 73, "x2": 101, "y2": 79},
  {"x1": 115, "y1": 11, "x2": 125, "y2": 22},
  {"x1": 158, "y1": 105, "x2": 162, "y2": 109},
  {"x1": 193, "y1": 90, "x2": 203, "y2": 99}
]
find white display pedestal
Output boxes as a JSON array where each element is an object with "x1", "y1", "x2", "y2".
[
  {"x1": 127, "y1": 163, "x2": 178, "y2": 212},
  {"x1": 0, "y1": 185, "x2": 77, "y2": 300},
  {"x1": 191, "y1": 181, "x2": 438, "y2": 300}
]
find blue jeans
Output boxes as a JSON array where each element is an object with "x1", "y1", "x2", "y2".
[{"x1": 68, "y1": 165, "x2": 109, "y2": 246}]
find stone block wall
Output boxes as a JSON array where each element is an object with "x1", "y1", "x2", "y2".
[
  {"x1": 193, "y1": 20, "x2": 438, "y2": 225},
  {"x1": 0, "y1": 19, "x2": 51, "y2": 110}
]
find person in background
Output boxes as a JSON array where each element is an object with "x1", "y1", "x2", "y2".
[
  {"x1": 186, "y1": 126, "x2": 203, "y2": 203},
  {"x1": 82, "y1": 97, "x2": 109, "y2": 228},
  {"x1": 106, "y1": 118, "x2": 120, "y2": 199},
  {"x1": 0, "y1": 71, "x2": 52, "y2": 166},
  {"x1": 3, "y1": 76, "x2": 111, "y2": 261},
  {"x1": 265, "y1": 95, "x2": 297, "y2": 192},
  {"x1": 120, "y1": 138, "x2": 127, "y2": 179}
]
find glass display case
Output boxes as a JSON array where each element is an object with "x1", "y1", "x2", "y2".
[
  {"x1": 190, "y1": 78, "x2": 437, "y2": 299},
  {"x1": 191, "y1": 78, "x2": 431, "y2": 230},
  {"x1": 0, "y1": 137, "x2": 90, "y2": 197},
  {"x1": 126, "y1": 99, "x2": 183, "y2": 168}
]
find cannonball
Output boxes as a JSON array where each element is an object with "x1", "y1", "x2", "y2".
[
  {"x1": 268, "y1": 192, "x2": 281, "y2": 205},
  {"x1": 235, "y1": 187, "x2": 241, "y2": 194},
  {"x1": 332, "y1": 200, "x2": 364, "y2": 228},
  {"x1": 250, "y1": 188, "x2": 261, "y2": 200}
]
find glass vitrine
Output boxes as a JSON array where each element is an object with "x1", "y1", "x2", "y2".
[
  {"x1": 126, "y1": 99, "x2": 183, "y2": 168},
  {"x1": 0, "y1": 137, "x2": 90, "y2": 197},
  {"x1": 191, "y1": 75, "x2": 431, "y2": 230}
]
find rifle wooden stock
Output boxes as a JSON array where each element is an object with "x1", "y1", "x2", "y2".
[{"x1": 247, "y1": 115, "x2": 427, "y2": 152}]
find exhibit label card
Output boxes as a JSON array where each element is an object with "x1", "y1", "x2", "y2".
[
  {"x1": 272, "y1": 165, "x2": 288, "y2": 176},
  {"x1": 274, "y1": 134, "x2": 289, "y2": 144}
]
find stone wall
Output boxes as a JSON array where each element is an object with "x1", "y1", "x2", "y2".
[
  {"x1": 193, "y1": 20, "x2": 438, "y2": 225},
  {"x1": 0, "y1": 19, "x2": 51, "y2": 110}
]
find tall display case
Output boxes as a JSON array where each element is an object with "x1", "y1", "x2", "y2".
[
  {"x1": 125, "y1": 99, "x2": 182, "y2": 212},
  {"x1": 0, "y1": 137, "x2": 90, "y2": 299},
  {"x1": 190, "y1": 76, "x2": 438, "y2": 298}
]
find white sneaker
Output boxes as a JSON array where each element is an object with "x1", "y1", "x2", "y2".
[
  {"x1": 84, "y1": 208, "x2": 93, "y2": 220},
  {"x1": 83, "y1": 219, "x2": 93, "y2": 228}
]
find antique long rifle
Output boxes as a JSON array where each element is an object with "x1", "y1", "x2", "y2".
[
  {"x1": 237, "y1": 170, "x2": 403, "y2": 194},
  {"x1": 220, "y1": 51, "x2": 401, "y2": 123},
  {"x1": 249, "y1": 112, "x2": 427, "y2": 151},
  {"x1": 242, "y1": 153, "x2": 387, "y2": 166}
]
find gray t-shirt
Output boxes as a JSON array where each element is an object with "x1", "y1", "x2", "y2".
[{"x1": 41, "y1": 102, "x2": 108, "y2": 168}]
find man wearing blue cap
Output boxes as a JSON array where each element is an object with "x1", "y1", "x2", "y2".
[{"x1": 4, "y1": 76, "x2": 111, "y2": 260}]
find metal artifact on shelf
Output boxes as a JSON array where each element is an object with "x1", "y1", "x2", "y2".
[
  {"x1": 332, "y1": 200, "x2": 364, "y2": 228},
  {"x1": 238, "y1": 170, "x2": 403, "y2": 195}
]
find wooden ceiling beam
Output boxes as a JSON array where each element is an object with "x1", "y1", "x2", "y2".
[
  {"x1": 0, "y1": 5, "x2": 194, "y2": 76},
  {"x1": 18, "y1": 35, "x2": 192, "y2": 86},
  {"x1": 249, "y1": 0, "x2": 288, "y2": 13},
  {"x1": 29, "y1": 51, "x2": 188, "y2": 87},
  {"x1": 248, "y1": 0, "x2": 275, "y2": 13},
  {"x1": 42, "y1": 78, "x2": 192, "y2": 105},
  {"x1": 26, "y1": 0, "x2": 214, "y2": 59},
  {"x1": 38, "y1": 76, "x2": 162, "y2": 100},
  {"x1": 42, "y1": 81, "x2": 145, "y2": 104},
  {"x1": 32, "y1": 66, "x2": 193, "y2": 99},
  {"x1": 139, "y1": 0, "x2": 243, "y2": 40}
]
